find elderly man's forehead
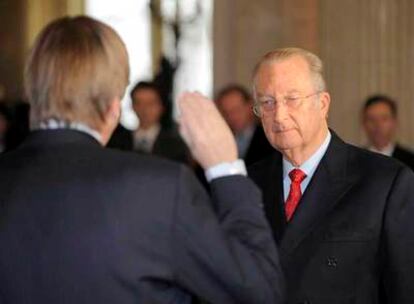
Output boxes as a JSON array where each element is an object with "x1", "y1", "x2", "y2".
[
  {"x1": 256, "y1": 88, "x2": 302, "y2": 97},
  {"x1": 255, "y1": 60, "x2": 314, "y2": 91},
  {"x1": 258, "y1": 56, "x2": 312, "y2": 76}
]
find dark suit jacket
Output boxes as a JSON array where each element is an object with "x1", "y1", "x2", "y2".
[
  {"x1": 107, "y1": 125, "x2": 189, "y2": 164},
  {"x1": 151, "y1": 128, "x2": 189, "y2": 163},
  {"x1": 243, "y1": 125, "x2": 274, "y2": 166},
  {"x1": 393, "y1": 144, "x2": 414, "y2": 171},
  {"x1": 106, "y1": 124, "x2": 133, "y2": 151},
  {"x1": 249, "y1": 132, "x2": 414, "y2": 304},
  {"x1": 0, "y1": 130, "x2": 284, "y2": 304}
]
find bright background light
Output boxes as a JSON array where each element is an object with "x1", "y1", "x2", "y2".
[{"x1": 86, "y1": 0, "x2": 212, "y2": 129}]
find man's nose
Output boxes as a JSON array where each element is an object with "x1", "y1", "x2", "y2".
[{"x1": 272, "y1": 102, "x2": 289, "y2": 122}]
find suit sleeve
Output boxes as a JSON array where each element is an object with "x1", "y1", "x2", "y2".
[
  {"x1": 171, "y1": 166, "x2": 285, "y2": 304},
  {"x1": 383, "y1": 166, "x2": 414, "y2": 303}
]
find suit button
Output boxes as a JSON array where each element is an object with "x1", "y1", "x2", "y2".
[{"x1": 327, "y1": 256, "x2": 338, "y2": 268}]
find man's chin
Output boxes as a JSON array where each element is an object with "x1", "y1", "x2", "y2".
[{"x1": 270, "y1": 138, "x2": 300, "y2": 152}]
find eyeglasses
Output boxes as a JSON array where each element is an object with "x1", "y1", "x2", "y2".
[{"x1": 253, "y1": 91, "x2": 322, "y2": 116}]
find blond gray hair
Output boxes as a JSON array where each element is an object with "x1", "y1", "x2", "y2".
[{"x1": 25, "y1": 16, "x2": 129, "y2": 130}]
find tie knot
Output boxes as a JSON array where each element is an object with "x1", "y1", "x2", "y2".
[{"x1": 289, "y1": 168, "x2": 306, "y2": 183}]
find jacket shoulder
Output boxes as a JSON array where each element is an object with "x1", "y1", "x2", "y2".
[
  {"x1": 345, "y1": 142, "x2": 407, "y2": 179},
  {"x1": 247, "y1": 152, "x2": 280, "y2": 184},
  {"x1": 101, "y1": 147, "x2": 184, "y2": 179}
]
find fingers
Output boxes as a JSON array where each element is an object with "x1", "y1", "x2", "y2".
[
  {"x1": 179, "y1": 92, "x2": 213, "y2": 133},
  {"x1": 179, "y1": 93, "x2": 201, "y2": 136},
  {"x1": 178, "y1": 91, "x2": 238, "y2": 168},
  {"x1": 178, "y1": 92, "x2": 206, "y2": 149},
  {"x1": 177, "y1": 115, "x2": 192, "y2": 148}
]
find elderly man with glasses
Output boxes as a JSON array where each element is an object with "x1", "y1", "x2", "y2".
[{"x1": 246, "y1": 47, "x2": 414, "y2": 303}]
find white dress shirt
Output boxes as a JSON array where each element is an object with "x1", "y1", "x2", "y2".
[
  {"x1": 369, "y1": 143, "x2": 395, "y2": 157},
  {"x1": 283, "y1": 132, "x2": 332, "y2": 202},
  {"x1": 36, "y1": 119, "x2": 102, "y2": 143},
  {"x1": 235, "y1": 124, "x2": 255, "y2": 158},
  {"x1": 205, "y1": 159, "x2": 247, "y2": 182},
  {"x1": 133, "y1": 124, "x2": 161, "y2": 152}
]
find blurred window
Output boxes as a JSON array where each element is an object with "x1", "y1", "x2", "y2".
[{"x1": 86, "y1": 0, "x2": 212, "y2": 127}]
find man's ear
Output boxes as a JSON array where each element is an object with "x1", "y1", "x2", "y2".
[
  {"x1": 319, "y1": 91, "x2": 331, "y2": 119},
  {"x1": 100, "y1": 97, "x2": 121, "y2": 146},
  {"x1": 107, "y1": 97, "x2": 121, "y2": 123}
]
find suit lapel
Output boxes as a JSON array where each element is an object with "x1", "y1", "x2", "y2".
[
  {"x1": 392, "y1": 144, "x2": 403, "y2": 159},
  {"x1": 260, "y1": 153, "x2": 287, "y2": 243},
  {"x1": 280, "y1": 133, "x2": 358, "y2": 254}
]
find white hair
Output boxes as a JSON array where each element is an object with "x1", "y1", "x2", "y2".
[{"x1": 252, "y1": 47, "x2": 327, "y2": 97}]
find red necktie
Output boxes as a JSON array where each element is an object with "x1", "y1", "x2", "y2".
[{"x1": 285, "y1": 169, "x2": 307, "y2": 221}]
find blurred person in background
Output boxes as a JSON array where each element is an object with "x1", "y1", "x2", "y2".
[
  {"x1": 4, "y1": 101, "x2": 30, "y2": 151},
  {"x1": 130, "y1": 81, "x2": 189, "y2": 162},
  {"x1": 108, "y1": 81, "x2": 189, "y2": 164},
  {"x1": 362, "y1": 94, "x2": 414, "y2": 170},
  {"x1": 216, "y1": 84, "x2": 273, "y2": 166},
  {"x1": 0, "y1": 99, "x2": 30, "y2": 153}
]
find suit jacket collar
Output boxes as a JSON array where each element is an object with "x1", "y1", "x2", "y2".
[
  {"x1": 20, "y1": 129, "x2": 102, "y2": 149},
  {"x1": 269, "y1": 131, "x2": 359, "y2": 254},
  {"x1": 392, "y1": 143, "x2": 407, "y2": 157}
]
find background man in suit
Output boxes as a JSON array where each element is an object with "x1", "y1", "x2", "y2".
[
  {"x1": 248, "y1": 47, "x2": 414, "y2": 303},
  {"x1": 108, "y1": 81, "x2": 189, "y2": 164},
  {"x1": 216, "y1": 84, "x2": 273, "y2": 166},
  {"x1": 362, "y1": 94, "x2": 414, "y2": 170},
  {"x1": 131, "y1": 81, "x2": 189, "y2": 163},
  {"x1": 0, "y1": 16, "x2": 285, "y2": 304}
]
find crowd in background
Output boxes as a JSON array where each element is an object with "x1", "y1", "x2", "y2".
[{"x1": 0, "y1": 81, "x2": 413, "y2": 175}]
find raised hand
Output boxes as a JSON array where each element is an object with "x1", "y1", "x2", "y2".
[{"x1": 178, "y1": 92, "x2": 237, "y2": 169}]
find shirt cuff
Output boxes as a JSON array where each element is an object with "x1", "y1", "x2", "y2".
[{"x1": 205, "y1": 159, "x2": 247, "y2": 182}]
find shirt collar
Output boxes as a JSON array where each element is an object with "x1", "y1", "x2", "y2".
[
  {"x1": 236, "y1": 123, "x2": 255, "y2": 138},
  {"x1": 369, "y1": 143, "x2": 395, "y2": 157},
  {"x1": 135, "y1": 123, "x2": 161, "y2": 139},
  {"x1": 283, "y1": 131, "x2": 332, "y2": 180},
  {"x1": 36, "y1": 119, "x2": 102, "y2": 143}
]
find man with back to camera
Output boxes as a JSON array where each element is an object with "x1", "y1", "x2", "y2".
[
  {"x1": 248, "y1": 47, "x2": 414, "y2": 303},
  {"x1": 0, "y1": 16, "x2": 285, "y2": 304},
  {"x1": 362, "y1": 94, "x2": 414, "y2": 170}
]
